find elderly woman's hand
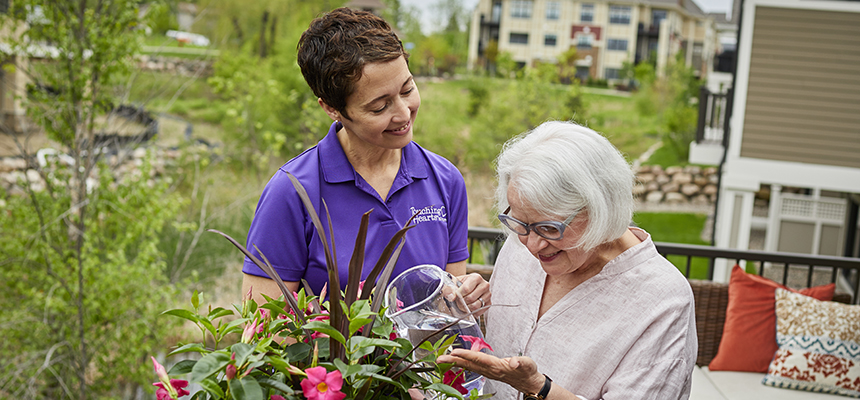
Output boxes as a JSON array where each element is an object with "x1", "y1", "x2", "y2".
[
  {"x1": 437, "y1": 349, "x2": 546, "y2": 395},
  {"x1": 450, "y1": 273, "x2": 491, "y2": 316}
]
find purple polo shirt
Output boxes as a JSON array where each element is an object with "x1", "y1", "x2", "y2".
[{"x1": 243, "y1": 122, "x2": 469, "y2": 297}]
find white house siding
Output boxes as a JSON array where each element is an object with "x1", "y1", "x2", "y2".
[{"x1": 712, "y1": 0, "x2": 860, "y2": 282}]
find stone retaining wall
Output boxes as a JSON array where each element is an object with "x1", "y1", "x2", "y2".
[
  {"x1": 635, "y1": 165, "x2": 719, "y2": 206},
  {"x1": 2, "y1": 148, "x2": 719, "y2": 209},
  {"x1": 135, "y1": 55, "x2": 213, "y2": 77},
  {"x1": 0, "y1": 147, "x2": 187, "y2": 196}
]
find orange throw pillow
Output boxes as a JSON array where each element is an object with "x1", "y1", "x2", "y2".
[{"x1": 707, "y1": 265, "x2": 835, "y2": 372}]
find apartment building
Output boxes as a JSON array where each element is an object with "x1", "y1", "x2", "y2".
[{"x1": 467, "y1": 0, "x2": 717, "y2": 82}]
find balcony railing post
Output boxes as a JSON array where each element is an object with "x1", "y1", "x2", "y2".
[{"x1": 696, "y1": 86, "x2": 709, "y2": 143}]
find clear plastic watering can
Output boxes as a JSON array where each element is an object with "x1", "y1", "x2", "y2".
[{"x1": 384, "y1": 264, "x2": 488, "y2": 393}]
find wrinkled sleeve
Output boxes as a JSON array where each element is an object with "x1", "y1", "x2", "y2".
[{"x1": 600, "y1": 300, "x2": 695, "y2": 400}]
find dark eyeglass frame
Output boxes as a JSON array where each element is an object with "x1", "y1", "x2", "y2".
[{"x1": 497, "y1": 206, "x2": 581, "y2": 241}]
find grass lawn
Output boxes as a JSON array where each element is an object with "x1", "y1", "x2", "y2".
[
  {"x1": 583, "y1": 93, "x2": 662, "y2": 160},
  {"x1": 634, "y1": 212, "x2": 712, "y2": 279}
]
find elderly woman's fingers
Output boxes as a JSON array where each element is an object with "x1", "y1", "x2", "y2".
[
  {"x1": 437, "y1": 349, "x2": 507, "y2": 379},
  {"x1": 439, "y1": 350, "x2": 545, "y2": 395}
]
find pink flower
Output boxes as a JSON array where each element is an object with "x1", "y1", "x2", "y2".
[
  {"x1": 310, "y1": 313, "x2": 330, "y2": 340},
  {"x1": 151, "y1": 357, "x2": 189, "y2": 399},
  {"x1": 242, "y1": 318, "x2": 260, "y2": 343},
  {"x1": 443, "y1": 369, "x2": 468, "y2": 394},
  {"x1": 271, "y1": 396, "x2": 286, "y2": 400},
  {"x1": 225, "y1": 364, "x2": 237, "y2": 380},
  {"x1": 151, "y1": 356, "x2": 169, "y2": 382},
  {"x1": 300, "y1": 366, "x2": 346, "y2": 400},
  {"x1": 461, "y1": 335, "x2": 493, "y2": 352},
  {"x1": 153, "y1": 380, "x2": 190, "y2": 400},
  {"x1": 288, "y1": 292, "x2": 304, "y2": 316},
  {"x1": 260, "y1": 308, "x2": 271, "y2": 321}
]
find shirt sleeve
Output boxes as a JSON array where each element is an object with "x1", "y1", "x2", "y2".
[
  {"x1": 242, "y1": 169, "x2": 310, "y2": 281},
  {"x1": 446, "y1": 168, "x2": 470, "y2": 264},
  {"x1": 600, "y1": 358, "x2": 692, "y2": 400}
]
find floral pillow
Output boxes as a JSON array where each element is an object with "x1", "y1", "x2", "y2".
[{"x1": 762, "y1": 288, "x2": 860, "y2": 397}]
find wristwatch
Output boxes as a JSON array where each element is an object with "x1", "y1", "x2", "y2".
[{"x1": 523, "y1": 374, "x2": 552, "y2": 400}]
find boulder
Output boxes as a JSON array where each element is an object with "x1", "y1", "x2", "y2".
[
  {"x1": 646, "y1": 181, "x2": 661, "y2": 192},
  {"x1": 691, "y1": 194, "x2": 711, "y2": 205},
  {"x1": 681, "y1": 183, "x2": 701, "y2": 197},
  {"x1": 665, "y1": 192, "x2": 688, "y2": 204},
  {"x1": 645, "y1": 191, "x2": 664, "y2": 203},
  {"x1": 672, "y1": 172, "x2": 693, "y2": 185},
  {"x1": 661, "y1": 182, "x2": 680, "y2": 193},
  {"x1": 665, "y1": 166, "x2": 684, "y2": 175},
  {"x1": 637, "y1": 173, "x2": 655, "y2": 183},
  {"x1": 702, "y1": 184, "x2": 718, "y2": 196}
]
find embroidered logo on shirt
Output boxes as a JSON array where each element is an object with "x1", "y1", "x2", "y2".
[{"x1": 410, "y1": 205, "x2": 447, "y2": 224}]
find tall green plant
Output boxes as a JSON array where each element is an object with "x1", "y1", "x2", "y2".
[
  {"x1": 0, "y1": 1, "x2": 182, "y2": 398},
  {"x1": 633, "y1": 55, "x2": 700, "y2": 163}
]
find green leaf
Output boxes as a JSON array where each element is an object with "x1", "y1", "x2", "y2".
[
  {"x1": 191, "y1": 352, "x2": 231, "y2": 383},
  {"x1": 426, "y1": 383, "x2": 465, "y2": 400},
  {"x1": 349, "y1": 317, "x2": 373, "y2": 335},
  {"x1": 223, "y1": 318, "x2": 247, "y2": 333},
  {"x1": 192, "y1": 290, "x2": 200, "y2": 310},
  {"x1": 356, "y1": 338, "x2": 401, "y2": 350},
  {"x1": 257, "y1": 376, "x2": 295, "y2": 395},
  {"x1": 198, "y1": 377, "x2": 226, "y2": 399},
  {"x1": 199, "y1": 318, "x2": 218, "y2": 338},
  {"x1": 230, "y1": 342, "x2": 254, "y2": 367},
  {"x1": 167, "y1": 359, "x2": 197, "y2": 375},
  {"x1": 302, "y1": 321, "x2": 346, "y2": 344},
  {"x1": 168, "y1": 343, "x2": 207, "y2": 356},
  {"x1": 230, "y1": 376, "x2": 264, "y2": 400},
  {"x1": 207, "y1": 307, "x2": 233, "y2": 320},
  {"x1": 285, "y1": 342, "x2": 313, "y2": 362},
  {"x1": 162, "y1": 309, "x2": 199, "y2": 323}
]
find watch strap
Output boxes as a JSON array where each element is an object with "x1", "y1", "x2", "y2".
[{"x1": 524, "y1": 374, "x2": 552, "y2": 400}]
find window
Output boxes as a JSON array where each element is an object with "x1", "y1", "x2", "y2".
[
  {"x1": 491, "y1": 1, "x2": 502, "y2": 22},
  {"x1": 609, "y1": 5, "x2": 631, "y2": 24},
  {"x1": 510, "y1": 33, "x2": 529, "y2": 44},
  {"x1": 576, "y1": 34, "x2": 592, "y2": 49},
  {"x1": 544, "y1": 34, "x2": 557, "y2": 46},
  {"x1": 580, "y1": 3, "x2": 594, "y2": 22},
  {"x1": 607, "y1": 38, "x2": 628, "y2": 51},
  {"x1": 575, "y1": 66, "x2": 591, "y2": 81},
  {"x1": 605, "y1": 68, "x2": 622, "y2": 80},
  {"x1": 511, "y1": 0, "x2": 533, "y2": 18},
  {"x1": 651, "y1": 9, "x2": 667, "y2": 28},
  {"x1": 546, "y1": 1, "x2": 560, "y2": 20}
]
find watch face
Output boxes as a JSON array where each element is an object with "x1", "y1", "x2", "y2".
[{"x1": 524, "y1": 395, "x2": 539, "y2": 400}]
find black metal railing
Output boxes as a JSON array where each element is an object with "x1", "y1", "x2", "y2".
[
  {"x1": 695, "y1": 86, "x2": 732, "y2": 146},
  {"x1": 467, "y1": 227, "x2": 860, "y2": 303}
]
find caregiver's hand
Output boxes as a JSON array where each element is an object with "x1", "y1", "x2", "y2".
[{"x1": 451, "y1": 273, "x2": 491, "y2": 316}]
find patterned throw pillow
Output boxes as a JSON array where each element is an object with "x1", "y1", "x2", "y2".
[{"x1": 762, "y1": 288, "x2": 860, "y2": 397}]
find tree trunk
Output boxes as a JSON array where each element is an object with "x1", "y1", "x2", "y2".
[{"x1": 259, "y1": 11, "x2": 269, "y2": 58}]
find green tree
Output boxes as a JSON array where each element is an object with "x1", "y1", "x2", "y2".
[
  {"x1": 204, "y1": 1, "x2": 332, "y2": 177},
  {"x1": 0, "y1": 1, "x2": 180, "y2": 398},
  {"x1": 633, "y1": 54, "x2": 700, "y2": 162}
]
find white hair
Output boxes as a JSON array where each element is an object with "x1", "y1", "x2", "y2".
[{"x1": 494, "y1": 120, "x2": 635, "y2": 251}]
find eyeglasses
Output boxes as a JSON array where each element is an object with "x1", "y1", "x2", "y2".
[{"x1": 497, "y1": 206, "x2": 581, "y2": 241}]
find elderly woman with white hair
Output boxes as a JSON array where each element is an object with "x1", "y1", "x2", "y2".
[{"x1": 438, "y1": 121, "x2": 697, "y2": 400}]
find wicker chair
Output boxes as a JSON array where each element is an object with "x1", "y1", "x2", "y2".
[{"x1": 688, "y1": 279, "x2": 853, "y2": 367}]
